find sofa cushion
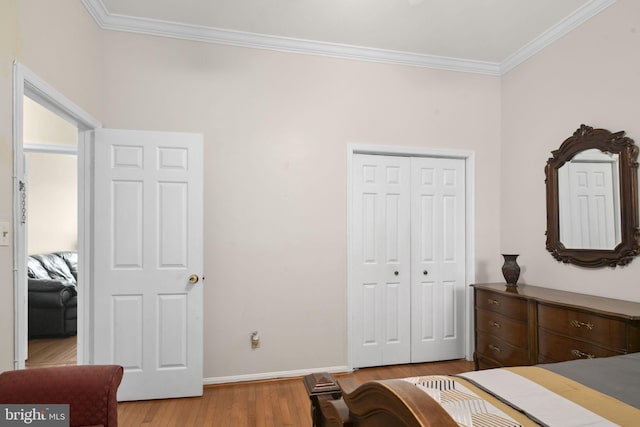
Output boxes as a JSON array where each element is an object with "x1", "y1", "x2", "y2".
[
  {"x1": 55, "y1": 251, "x2": 78, "y2": 281},
  {"x1": 27, "y1": 256, "x2": 50, "y2": 279},
  {"x1": 30, "y1": 253, "x2": 76, "y2": 284}
]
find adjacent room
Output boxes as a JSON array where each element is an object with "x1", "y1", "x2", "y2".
[
  {"x1": 2, "y1": 0, "x2": 640, "y2": 425},
  {"x1": 23, "y1": 97, "x2": 78, "y2": 368}
]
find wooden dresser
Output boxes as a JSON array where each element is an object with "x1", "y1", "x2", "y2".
[{"x1": 472, "y1": 283, "x2": 640, "y2": 370}]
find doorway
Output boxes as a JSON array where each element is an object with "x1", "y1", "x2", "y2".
[
  {"x1": 23, "y1": 97, "x2": 79, "y2": 367},
  {"x1": 347, "y1": 145, "x2": 476, "y2": 370},
  {"x1": 13, "y1": 62, "x2": 101, "y2": 369}
]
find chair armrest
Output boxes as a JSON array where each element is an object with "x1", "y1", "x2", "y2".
[{"x1": 0, "y1": 365, "x2": 123, "y2": 427}]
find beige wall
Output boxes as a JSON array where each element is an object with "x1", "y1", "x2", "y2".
[
  {"x1": 26, "y1": 152, "x2": 78, "y2": 255},
  {"x1": 0, "y1": 0, "x2": 103, "y2": 371},
  {"x1": 24, "y1": 97, "x2": 78, "y2": 145},
  {"x1": 1, "y1": 0, "x2": 502, "y2": 377},
  {"x1": 100, "y1": 33, "x2": 502, "y2": 378},
  {"x1": 25, "y1": 98, "x2": 78, "y2": 255},
  {"x1": 18, "y1": 0, "x2": 104, "y2": 118},
  {"x1": 501, "y1": 0, "x2": 640, "y2": 301},
  {"x1": 12, "y1": 0, "x2": 636, "y2": 380}
]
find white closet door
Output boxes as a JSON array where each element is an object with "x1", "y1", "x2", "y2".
[
  {"x1": 410, "y1": 157, "x2": 466, "y2": 362},
  {"x1": 351, "y1": 154, "x2": 411, "y2": 367}
]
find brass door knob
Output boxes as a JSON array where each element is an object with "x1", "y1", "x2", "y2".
[{"x1": 189, "y1": 274, "x2": 199, "y2": 284}]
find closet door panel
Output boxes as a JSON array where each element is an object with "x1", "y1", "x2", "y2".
[
  {"x1": 411, "y1": 157, "x2": 466, "y2": 363},
  {"x1": 351, "y1": 154, "x2": 411, "y2": 367}
]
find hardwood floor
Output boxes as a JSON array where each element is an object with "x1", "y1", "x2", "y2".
[
  {"x1": 26, "y1": 336, "x2": 77, "y2": 368},
  {"x1": 23, "y1": 338, "x2": 474, "y2": 426},
  {"x1": 117, "y1": 359, "x2": 474, "y2": 427}
]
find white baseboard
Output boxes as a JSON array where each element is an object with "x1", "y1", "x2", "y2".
[{"x1": 203, "y1": 365, "x2": 351, "y2": 386}]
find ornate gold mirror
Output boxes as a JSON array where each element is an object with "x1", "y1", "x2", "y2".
[{"x1": 545, "y1": 124, "x2": 640, "y2": 267}]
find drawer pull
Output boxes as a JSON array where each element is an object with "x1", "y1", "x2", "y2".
[
  {"x1": 570, "y1": 320, "x2": 594, "y2": 330},
  {"x1": 488, "y1": 321, "x2": 501, "y2": 329},
  {"x1": 571, "y1": 349, "x2": 595, "y2": 359},
  {"x1": 489, "y1": 344, "x2": 501, "y2": 353},
  {"x1": 487, "y1": 299, "x2": 500, "y2": 306}
]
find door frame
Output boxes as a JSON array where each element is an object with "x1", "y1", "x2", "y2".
[
  {"x1": 13, "y1": 62, "x2": 101, "y2": 368},
  {"x1": 346, "y1": 144, "x2": 476, "y2": 371}
]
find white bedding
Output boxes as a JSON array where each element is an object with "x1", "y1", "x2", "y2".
[{"x1": 457, "y1": 369, "x2": 618, "y2": 427}]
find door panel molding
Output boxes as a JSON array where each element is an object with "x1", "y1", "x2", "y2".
[
  {"x1": 351, "y1": 154, "x2": 411, "y2": 367},
  {"x1": 92, "y1": 129, "x2": 203, "y2": 400},
  {"x1": 347, "y1": 144, "x2": 476, "y2": 370},
  {"x1": 410, "y1": 156, "x2": 466, "y2": 362}
]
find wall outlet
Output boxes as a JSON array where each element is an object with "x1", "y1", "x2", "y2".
[{"x1": 251, "y1": 331, "x2": 260, "y2": 349}]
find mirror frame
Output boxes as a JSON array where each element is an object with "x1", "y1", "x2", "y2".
[{"x1": 545, "y1": 124, "x2": 640, "y2": 267}]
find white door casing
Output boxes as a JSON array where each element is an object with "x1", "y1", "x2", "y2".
[
  {"x1": 93, "y1": 129, "x2": 203, "y2": 401},
  {"x1": 351, "y1": 154, "x2": 412, "y2": 367},
  {"x1": 13, "y1": 62, "x2": 101, "y2": 369},
  {"x1": 410, "y1": 157, "x2": 466, "y2": 363}
]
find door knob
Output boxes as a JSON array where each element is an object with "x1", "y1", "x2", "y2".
[
  {"x1": 423, "y1": 270, "x2": 428, "y2": 275},
  {"x1": 394, "y1": 271, "x2": 399, "y2": 276},
  {"x1": 189, "y1": 274, "x2": 199, "y2": 284}
]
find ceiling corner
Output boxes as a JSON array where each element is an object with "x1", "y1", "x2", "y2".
[{"x1": 81, "y1": 0, "x2": 616, "y2": 77}]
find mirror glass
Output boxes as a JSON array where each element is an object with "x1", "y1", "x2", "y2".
[
  {"x1": 558, "y1": 149, "x2": 621, "y2": 250},
  {"x1": 545, "y1": 125, "x2": 640, "y2": 267}
]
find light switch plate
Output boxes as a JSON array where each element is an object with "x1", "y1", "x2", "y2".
[{"x1": 0, "y1": 222, "x2": 10, "y2": 246}]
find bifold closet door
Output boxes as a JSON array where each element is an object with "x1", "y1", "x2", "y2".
[
  {"x1": 351, "y1": 154, "x2": 466, "y2": 369},
  {"x1": 351, "y1": 154, "x2": 412, "y2": 368},
  {"x1": 410, "y1": 157, "x2": 466, "y2": 363}
]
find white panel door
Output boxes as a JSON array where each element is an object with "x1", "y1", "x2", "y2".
[
  {"x1": 351, "y1": 154, "x2": 411, "y2": 368},
  {"x1": 410, "y1": 157, "x2": 465, "y2": 362},
  {"x1": 559, "y1": 161, "x2": 619, "y2": 249},
  {"x1": 93, "y1": 129, "x2": 203, "y2": 401}
]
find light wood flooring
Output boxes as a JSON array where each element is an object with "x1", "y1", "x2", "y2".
[
  {"x1": 117, "y1": 358, "x2": 475, "y2": 427},
  {"x1": 26, "y1": 336, "x2": 77, "y2": 368},
  {"x1": 22, "y1": 337, "x2": 475, "y2": 426}
]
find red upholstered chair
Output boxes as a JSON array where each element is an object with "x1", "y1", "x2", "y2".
[{"x1": 0, "y1": 365, "x2": 123, "y2": 427}]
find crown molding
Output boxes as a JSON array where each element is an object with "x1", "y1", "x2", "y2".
[
  {"x1": 500, "y1": 0, "x2": 616, "y2": 74},
  {"x1": 82, "y1": 0, "x2": 615, "y2": 76},
  {"x1": 80, "y1": 0, "x2": 500, "y2": 75}
]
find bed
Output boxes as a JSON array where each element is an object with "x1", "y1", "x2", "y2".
[{"x1": 319, "y1": 352, "x2": 640, "y2": 426}]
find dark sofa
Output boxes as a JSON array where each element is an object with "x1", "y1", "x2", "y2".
[{"x1": 28, "y1": 251, "x2": 78, "y2": 338}]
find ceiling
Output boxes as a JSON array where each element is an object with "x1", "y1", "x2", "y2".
[{"x1": 83, "y1": 0, "x2": 616, "y2": 75}]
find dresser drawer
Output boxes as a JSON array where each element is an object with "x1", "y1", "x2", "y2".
[
  {"x1": 476, "y1": 331, "x2": 529, "y2": 367},
  {"x1": 475, "y1": 290, "x2": 527, "y2": 320},
  {"x1": 476, "y1": 308, "x2": 527, "y2": 348},
  {"x1": 538, "y1": 329, "x2": 623, "y2": 363},
  {"x1": 538, "y1": 304, "x2": 627, "y2": 350}
]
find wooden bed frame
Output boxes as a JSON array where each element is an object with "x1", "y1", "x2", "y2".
[{"x1": 318, "y1": 378, "x2": 458, "y2": 427}]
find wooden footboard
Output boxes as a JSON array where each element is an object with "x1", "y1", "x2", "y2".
[{"x1": 333, "y1": 378, "x2": 458, "y2": 427}]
